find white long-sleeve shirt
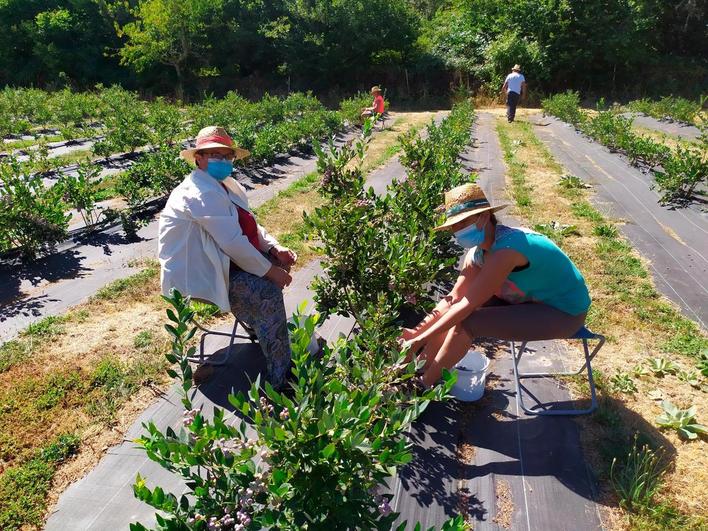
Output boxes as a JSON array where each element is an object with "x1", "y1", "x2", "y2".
[{"x1": 158, "y1": 169, "x2": 278, "y2": 311}]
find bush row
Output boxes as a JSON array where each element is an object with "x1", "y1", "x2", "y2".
[
  {"x1": 542, "y1": 91, "x2": 707, "y2": 205},
  {"x1": 307, "y1": 102, "x2": 475, "y2": 323},
  {"x1": 0, "y1": 90, "x2": 369, "y2": 259},
  {"x1": 131, "y1": 107, "x2": 476, "y2": 529},
  {"x1": 627, "y1": 96, "x2": 706, "y2": 126}
]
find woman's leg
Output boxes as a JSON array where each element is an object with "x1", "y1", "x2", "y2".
[
  {"x1": 228, "y1": 270, "x2": 292, "y2": 389},
  {"x1": 421, "y1": 324, "x2": 474, "y2": 387},
  {"x1": 421, "y1": 302, "x2": 587, "y2": 387}
]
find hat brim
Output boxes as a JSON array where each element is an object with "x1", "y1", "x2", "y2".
[
  {"x1": 433, "y1": 204, "x2": 508, "y2": 231},
  {"x1": 180, "y1": 142, "x2": 250, "y2": 164}
]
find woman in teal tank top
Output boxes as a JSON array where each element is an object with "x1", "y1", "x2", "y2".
[{"x1": 400, "y1": 184, "x2": 591, "y2": 387}]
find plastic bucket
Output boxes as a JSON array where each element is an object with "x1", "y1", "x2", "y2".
[{"x1": 451, "y1": 350, "x2": 490, "y2": 401}]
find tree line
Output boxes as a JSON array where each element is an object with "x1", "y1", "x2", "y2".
[{"x1": 0, "y1": 0, "x2": 705, "y2": 101}]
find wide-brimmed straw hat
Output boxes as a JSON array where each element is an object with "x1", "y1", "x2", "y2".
[
  {"x1": 434, "y1": 183, "x2": 507, "y2": 231},
  {"x1": 512, "y1": 64, "x2": 522, "y2": 72},
  {"x1": 180, "y1": 126, "x2": 250, "y2": 164},
  {"x1": 370, "y1": 86, "x2": 382, "y2": 94}
]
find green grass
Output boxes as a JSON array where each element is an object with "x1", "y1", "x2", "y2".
[
  {"x1": 0, "y1": 434, "x2": 79, "y2": 530},
  {"x1": 0, "y1": 134, "x2": 64, "y2": 151},
  {"x1": 496, "y1": 124, "x2": 532, "y2": 210},
  {"x1": 94, "y1": 173, "x2": 122, "y2": 201},
  {"x1": 92, "y1": 261, "x2": 160, "y2": 301},
  {"x1": 0, "y1": 341, "x2": 30, "y2": 373},
  {"x1": 253, "y1": 171, "x2": 320, "y2": 219},
  {"x1": 22, "y1": 315, "x2": 69, "y2": 339}
]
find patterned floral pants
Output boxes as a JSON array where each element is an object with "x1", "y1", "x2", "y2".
[{"x1": 228, "y1": 261, "x2": 291, "y2": 388}]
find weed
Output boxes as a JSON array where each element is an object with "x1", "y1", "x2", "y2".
[
  {"x1": 610, "y1": 435, "x2": 664, "y2": 512},
  {"x1": 593, "y1": 224, "x2": 618, "y2": 239},
  {"x1": 676, "y1": 370, "x2": 703, "y2": 390},
  {"x1": 570, "y1": 201, "x2": 604, "y2": 223},
  {"x1": 133, "y1": 330, "x2": 155, "y2": 350},
  {"x1": 698, "y1": 350, "x2": 708, "y2": 377},
  {"x1": 559, "y1": 174, "x2": 591, "y2": 190},
  {"x1": 188, "y1": 301, "x2": 222, "y2": 321},
  {"x1": 0, "y1": 341, "x2": 30, "y2": 373},
  {"x1": 22, "y1": 315, "x2": 68, "y2": 338},
  {"x1": 92, "y1": 262, "x2": 159, "y2": 300},
  {"x1": 610, "y1": 371, "x2": 638, "y2": 394},
  {"x1": 532, "y1": 221, "x2": 580, "y2": 242},
  {"x1": 0, "y1": 434, "x2": 80, "y2": 530},
  {"x1": 646, "y1": 357, "x2": 679, "y2": 377},
  {"x1": 655, "y1": 401, "x2": 707, "y2": 440}
]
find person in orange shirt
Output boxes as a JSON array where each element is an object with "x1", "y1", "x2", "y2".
[{"x1": 361, "y1": 86, "x2": 385, "y2": 119}]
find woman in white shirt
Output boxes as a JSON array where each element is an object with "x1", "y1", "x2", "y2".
[{"x1": 158, "y1": 126, "x2": 297, "y2": 389}]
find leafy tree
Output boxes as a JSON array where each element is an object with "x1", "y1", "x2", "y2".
[{"x1": 116, "y1": 0, "x2": 226, "y2": 100}]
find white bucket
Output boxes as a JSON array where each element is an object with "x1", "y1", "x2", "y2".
[{"x1": 451, "y1": 350, "x2": 490, "y2": 401}]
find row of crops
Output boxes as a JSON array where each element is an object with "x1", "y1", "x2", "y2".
[
  {"x1": 0, "y1": 87, "x2": 373, "y2": 260},
  {"x1": 541, "y1": 91, "x2": 707, "y2": 204},
  {"x1": 627, "y1": 95, "x2": 705, "y2": 126},
  {"x1": 134, "y1": 103, "x2": 476, "y2": 530}
]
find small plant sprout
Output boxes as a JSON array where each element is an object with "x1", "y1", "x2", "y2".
[
  {"x1": 676, "y1": 370, "x2": 704, "y2": 390},
  {"x1": 646, "y1": 357, "x2": 679, "y2": 377},
  {"x1": 610, "y1": 371, "x2": 638, "y2": 394},
  {"x1": 656, "y1": 401, "x2": 707, "y2": 440},
  {"x1": 698, "y1": 349, "x2": 708, "y2": 378},
  {"x1": 632, "y1": 364, "x2": 649, "y2": 378},
  {"x1": 610, "y1": 434, "x2": 664, "y2": 512},
  {"x1": 558, "y1": 174, "x2": 591, "y2": 189}
]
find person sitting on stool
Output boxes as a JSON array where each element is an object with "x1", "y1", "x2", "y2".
[
  {"x1": 158, "y1": 126, "x2": 297, "y2": 390},
  {"x1": 361, "y1": 86, "x2": 385, "y2": 119},
  {"x1": 399, "y1": 183, "x2": 591, "y2": 387}
]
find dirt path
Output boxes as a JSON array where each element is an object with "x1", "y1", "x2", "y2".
[{"x1": 531, "y1": 115, "x2": 707, "y2": 329}]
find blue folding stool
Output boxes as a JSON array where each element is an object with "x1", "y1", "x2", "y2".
[{"x1": 510, "y1": 326, "x2": 605, "y2": 416}]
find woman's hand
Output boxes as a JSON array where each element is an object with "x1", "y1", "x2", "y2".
[
  {"x1": 265, "y1": 265, "x2": 292, "y2": 289},
  {"x1": 270, "y1": 245, "x2": 297, "y2": 267},
  {"x1": 399, "y1": 336, "x2": 427, "y2": 356}
]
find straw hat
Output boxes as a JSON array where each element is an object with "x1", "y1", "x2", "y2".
[
  {"x1": 512, "y1": 64, "x2": 522, "y2": 72},
  {"x1": 180, "y1": 126, "x2": 250, "y2": 164},
  {"x1": 370, "y1": 86, "x2": 382, "y2": 94},
  {"x1": 434, "y1": 183, "x2": 507, "y2": 231}
]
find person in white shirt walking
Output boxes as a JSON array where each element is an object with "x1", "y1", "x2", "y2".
[
  {"x1": 158, "y1": 126, "x2": 297, "y2": 390},
  {"x1": 501, "y1": 64, "x2": 527, "y2": 123}
]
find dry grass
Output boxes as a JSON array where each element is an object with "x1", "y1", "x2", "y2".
[
  {"x1": 492, "y1": 478, "x2": 513, "y2": 529},
  {"x1": 495, "y1": 116, "x2": 707, "y2": 525},
  {"x1": 631, "y1": 125, "x2": 698, "y2": 149},
  {"x1": 359, "y1": 111, "x2": 437, "y2": 174}
]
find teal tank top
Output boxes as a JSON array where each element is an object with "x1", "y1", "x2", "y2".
[{"x1": 491, "y1": 226, "x2": 591, "y2": 316}]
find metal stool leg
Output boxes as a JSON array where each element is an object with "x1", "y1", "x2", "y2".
[
  {"x1": 188, "y1": 316, "x2": 258, "y2": 366},
  {"x1": 511, "y1": 333, "x2": 604, "y2": 416}
]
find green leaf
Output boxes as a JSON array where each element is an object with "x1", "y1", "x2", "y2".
[{"x1": 321, "y1": 442, "x2": 337, "y2": 459}]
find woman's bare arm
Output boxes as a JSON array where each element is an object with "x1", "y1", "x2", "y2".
[
  {"x1": 401, "y1": 255, "x2": 482, "y2": 339},
  {"x1": 407, "y1": 249, "x2": 524, "y2": 345}
]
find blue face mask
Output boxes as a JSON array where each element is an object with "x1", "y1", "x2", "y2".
[
  {"x1": 454, "y1": 221, "x2": 487, "y2": 248},
  {"x1": 206, "y1": 160, "x2": 233, "y2": 181}
]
